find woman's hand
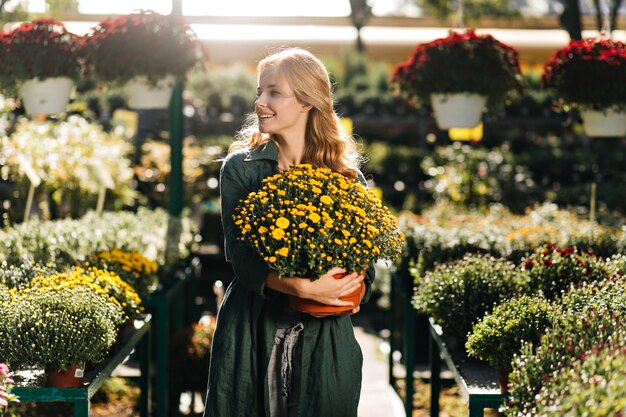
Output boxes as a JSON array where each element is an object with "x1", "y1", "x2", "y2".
[
  {"x1": 308, "y1": 280, "x2": 366, "y2": 318},
  {"x1": 297, "y1": 266, "x2": 363, "y2": 305},
  {"x1": 265, "y1": 266, "x2": 366, "y2": 317}
]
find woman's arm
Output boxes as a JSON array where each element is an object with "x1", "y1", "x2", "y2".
[
  {"x1": 220, "y1": 155, "x2": 275, "y2": 297},
  {"x1": 266, "y1": 266, "x2": 365, "y2": 307}
]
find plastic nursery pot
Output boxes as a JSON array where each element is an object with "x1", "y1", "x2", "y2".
[
  {"x1": 288, "y1": 273, "x2": 365, "y2": 314},
  {"x1": 45, "y1": 364, "x2": 84, "y2": 388}
]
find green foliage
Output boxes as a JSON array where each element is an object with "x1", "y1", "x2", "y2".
[
  {"x1": 0, "y1": 285, "x2": 118, "y2": 370},
  {"x1": 324, "y1": 49, "x2": 407, "y2": 117},
  {"x1": 398, "y1": 202, "x2": 623, "y2": 282},
  {"x1": 415, "y1": 139, "x2": 626, "y2": 216},
  {"x1": 412, "y1": 253, "x2": 523, "y2": 343},
  {"x1": 0, "y1": 115, "x2": 137, "y2": 220},
  {"x1": 520, "y1": 245, "x2": 609, "y2": 300},
  {"x1": 466, "y1": 295, "x2": 555, "y2": 371},
  {"x1": 505, "y1": 277, "x2": 626, "y2": 417},
  {"x1": 0, "y1": 207, "x2": 197, "y2": 276},
  {"x1": 186, "y1": 65, "x2": 257, "y2": 116},
  {"x1": 0, "y1": 259, "x2": 57, "y2": 291},
  {"x1": 532, "y1": 328, "x2": 626, "y2": 416},
  {"x1": 421, "y1": 141, "x2": 536, "y2": 210}
]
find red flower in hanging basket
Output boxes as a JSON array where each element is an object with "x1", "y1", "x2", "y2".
[
  {"x1": 0, "y1": 18, "x2": 81, "y2": 93},
  {"x1": 80, "y1": 9, "x2": 207, "y2": 86},
  {"x1": 390, "y1": 29, "x2": 523, "y2": 112},
  {"x1": 541, "y1": 38, "x2": 626, "y2": 110}
]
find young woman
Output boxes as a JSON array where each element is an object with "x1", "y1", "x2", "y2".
[{"x1": 203, "y1": 47, "x2": 375, "y2": 417}]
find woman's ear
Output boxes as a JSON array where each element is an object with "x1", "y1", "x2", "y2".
[{"x1": 300, "y1": 103, "x2": 313, "y2": 113}]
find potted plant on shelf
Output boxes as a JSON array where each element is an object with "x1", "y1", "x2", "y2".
[
  {"x1": 465, "y1": 295, "x2": 556, "y2": 394},
  {"x1": 542, "y1": 38, "x2": 626, "y2": 137},
  {"x1": 0, "y1": 18, "x2": 81, "y2": 115},
  {"x1": 412, "y1": 253, "x2": 524, "y2": 346},
  {"x1": 80, "y1": 10, "x2": 206, "y2": 109},
  {"x1": 0, "y1": 283, "x2": 120, "y2": 387},
  {"x1": 391, "y1": 29, "x2": 523, "y2": 129}
]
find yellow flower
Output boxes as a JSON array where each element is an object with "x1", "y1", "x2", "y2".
[
  {"x1": 309, "y1": 213, "x2": 321, "y2": 223},
  {"x1": 259, "y1": 226, "x2": 268, "y2": 234},
  {"x1": 272, "y1": 228, "x2": 285, "y2": 240},
  {"x1": 276, "y1": 247, "x2": 289, "y2": 257},
  {"x1": 320, "y1": 195, "x2": 333, "y2": 205},
  {"x1": 276, "y1": 217, "x2": 290, "y2": 229}
]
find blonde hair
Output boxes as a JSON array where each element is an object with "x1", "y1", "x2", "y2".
[{"x1": 229, "y1": 47, "x2": 361, "y2": 178}]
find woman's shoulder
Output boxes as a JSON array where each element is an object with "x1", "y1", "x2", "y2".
[{"x1": 222, "y1": 148, "x2": 250, "y2": 165}]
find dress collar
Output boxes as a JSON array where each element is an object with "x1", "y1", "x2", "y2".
[{"x1": 244, "y1": 140, "x2": 279, "y2": 163}]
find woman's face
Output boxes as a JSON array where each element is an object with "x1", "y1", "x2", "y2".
[{"x1": 255, "y1": 66, "x2": 310, "y2": 137}]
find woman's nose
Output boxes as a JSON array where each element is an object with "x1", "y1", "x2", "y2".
[{"x1": 255, "y1": 92, "x2": 267, "y2": 107}]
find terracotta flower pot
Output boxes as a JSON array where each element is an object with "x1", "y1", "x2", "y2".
[
  {"x1": 288, "y1": 273, "x2": 365, "y2": 314},
  {"x1": 45, "y1": 364, "x2": 84, "y2": 388}
]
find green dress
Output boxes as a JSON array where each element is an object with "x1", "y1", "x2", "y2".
[{"x1": 203, "y1": 140, "x2": 375, "y2": 417}]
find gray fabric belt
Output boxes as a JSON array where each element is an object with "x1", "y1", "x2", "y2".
[{"x1": 269, "y1": 320, "x2": 304, "y2": 417}]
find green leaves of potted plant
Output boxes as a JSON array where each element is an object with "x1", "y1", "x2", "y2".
[
  {"x1": 0, "y1": 284, "x2": 119, "y2": 387},
  {"x1": 391, "y1": 29, "x2": 523, "y2": 129},
  {"x1": 0, "y1": 18, "x2": 81, "y2": 115},
  {"x1": 532, "y1": 327, "x2": 626, "y2": 416},
  {"x1": 80, "y1": 10, "x2": 206, "y2": 109},
  {"x1": 413, "y1": 254, "x2": 523, "y2": 345},
  {"x1": 542, "y1": 38, "x2": 626, "y2": 137},
  {"x1": 465, "y1": 295, "x2": 555, "y2": 394}
]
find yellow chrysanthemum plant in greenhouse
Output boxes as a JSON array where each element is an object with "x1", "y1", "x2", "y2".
[
  {"x1": 89, "y1": 247, "x2": 159, "y2": 300},
  {"x1": 233, "y1": 164, "x2": 405, "y2": 313}
]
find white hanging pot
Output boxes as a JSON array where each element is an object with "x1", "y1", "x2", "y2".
[
  {"x1": 430, "y1": 93, "x2": 487, "y2": 129},
  {"x1": 18, "y1": 77, "x2": 74, "y2": 116},
  {"x1": 123, "y1": 75, "x2": 176, "y2": 110},
  {"x1": 580, "y1": 108, "x2": 626, "y2": 137}
]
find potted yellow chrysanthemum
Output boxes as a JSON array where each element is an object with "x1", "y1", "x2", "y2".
[{"x1": 233, "y1": 164, "x2": 405, "y2": 313}]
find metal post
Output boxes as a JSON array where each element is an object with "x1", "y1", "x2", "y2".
[
  {"x1": 168, "y1": 0, "x2": 184, "y2": 218},
  {"x1": 403, "y1": 291, "x2": 415, "y2": 417},
  {"x1": 429, "y1": 330, "x2": 441, "y2": 417}
]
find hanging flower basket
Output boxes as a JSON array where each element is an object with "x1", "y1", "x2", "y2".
[
  {"x1": 18, "y1": 77, "x2": 74, "y2": 116},
  {"x1": 579, "y1": 108, "x2": 626, "y2": 137},
  {"x1": 0, "y1": 18, "x2": 81, "y2": 114},
  {"x1": 542, "y1": 38, "x2": 626, "y2": 137},
  {"x1": 430, "y1": 93, "x2": 486, "y2": 129},
  {"x1": 391, "y1": 29, "x2": 523, "y2": 124},
  {"x1": 80, "y1": 10, "x2": 205, "y2": 89},
  {"x1": 123, "y1": 75, "x2": 176, "y2": 109}
]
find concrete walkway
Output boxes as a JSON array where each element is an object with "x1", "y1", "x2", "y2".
[{"x1": 355, "y1": 326, "x2": 406, "y2": 417}]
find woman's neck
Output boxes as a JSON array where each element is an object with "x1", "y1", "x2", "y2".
[{"x1": 274, "y1": 134, "x2": 306, "y2": 171}]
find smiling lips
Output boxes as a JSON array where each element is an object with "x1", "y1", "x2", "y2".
[{"x1": 258, "y1": 113, "x2": 275, "y2": 119}]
